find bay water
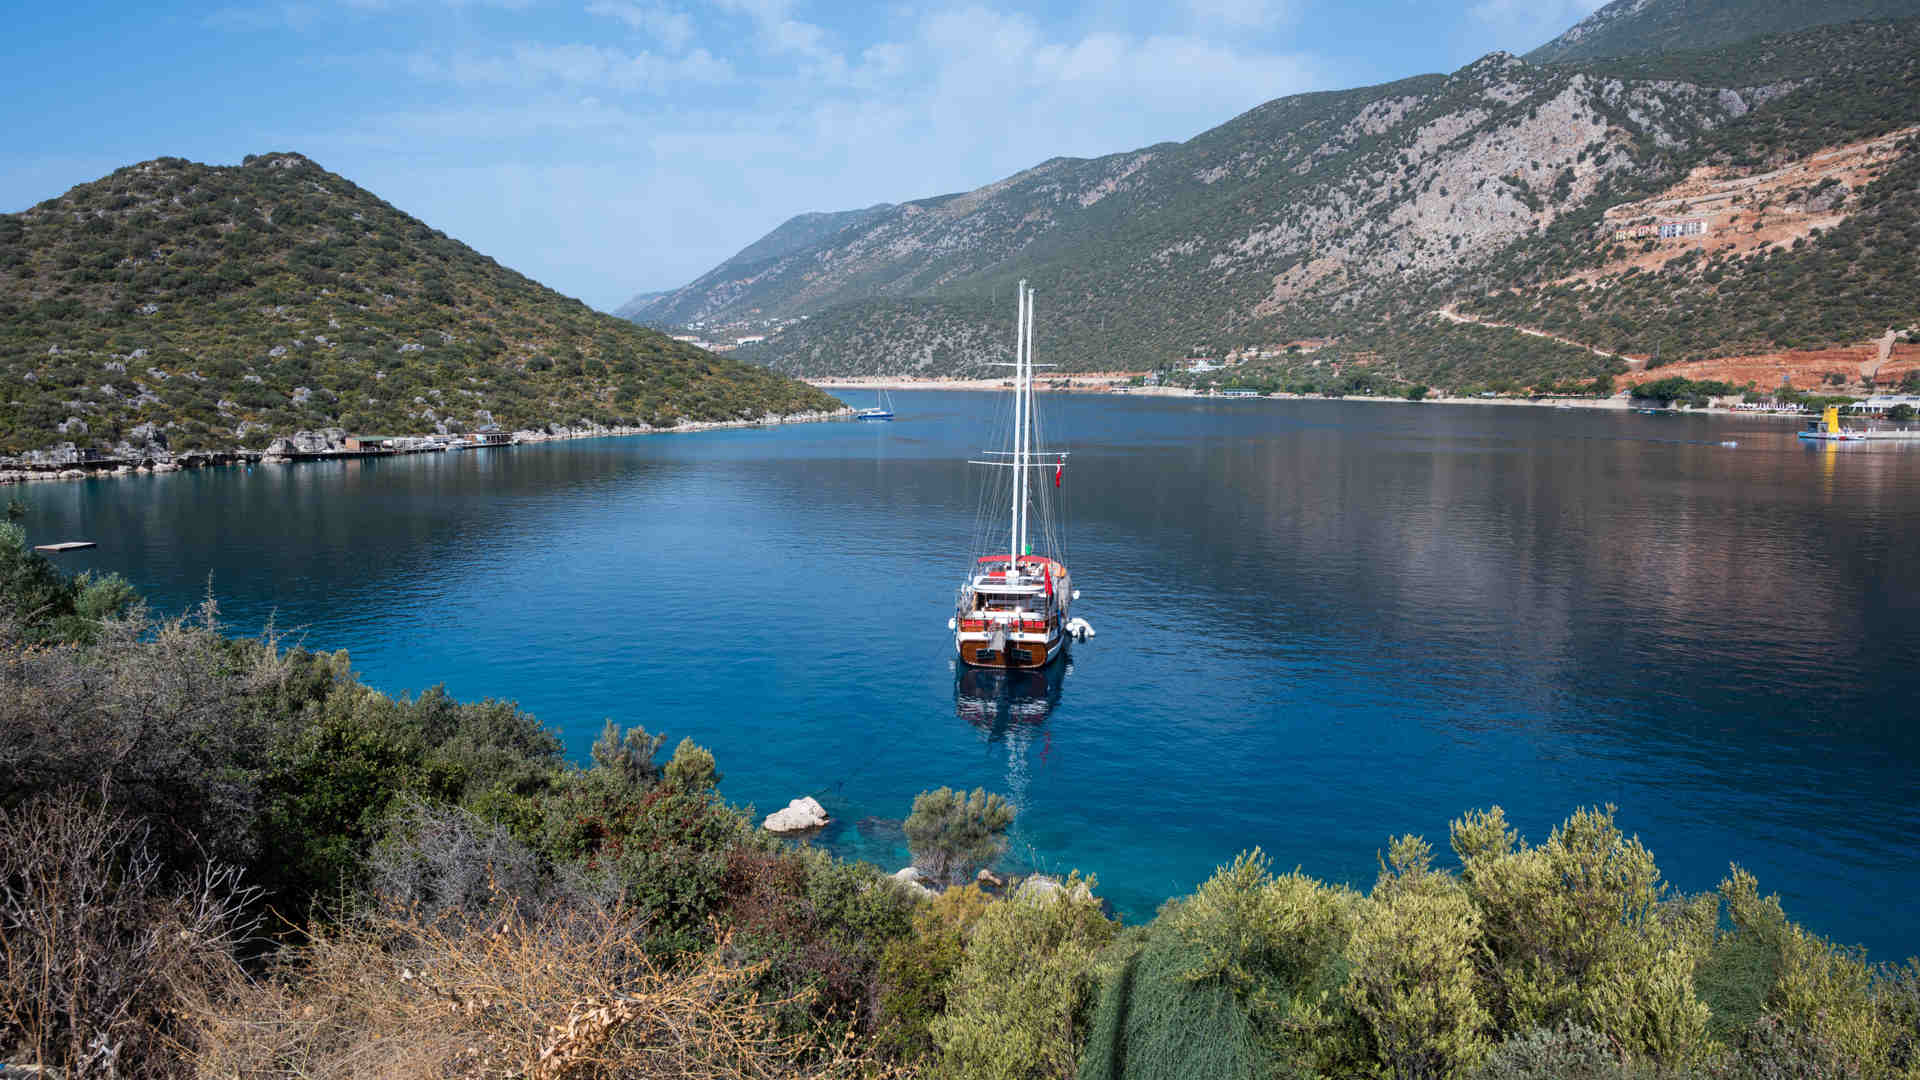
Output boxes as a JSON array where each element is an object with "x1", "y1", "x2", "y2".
[{"x1": 20, "y1": 393, "x2": 1920, "y2": 956}]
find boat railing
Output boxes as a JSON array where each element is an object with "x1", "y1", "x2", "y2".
[{"x1": 955, "y1": 607, "x2": 1057, "y2": 635}]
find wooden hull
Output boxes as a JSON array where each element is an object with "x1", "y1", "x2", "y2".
[{"x1": 958, "y1": 633, "x2": 1063, "y2": 669}]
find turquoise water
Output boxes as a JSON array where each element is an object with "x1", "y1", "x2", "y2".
[{"x1": 20, "y1": 394, "x2": 1920, "y2": 956}]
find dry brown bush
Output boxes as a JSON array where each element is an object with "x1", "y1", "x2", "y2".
[
  {"x1": 185, "y1": 898, "x2": 908, "y2": 1079},
  {"x1": 0, "y1": 601, "x2": 300, "y2": 870},
  {"x1": 0, "y1": 793, "x2": 259, "y2": 1079}
]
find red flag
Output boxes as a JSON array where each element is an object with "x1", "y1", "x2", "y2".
[{"x1": 1054, "y1": 462, "x2": 1063, "y2": 487}]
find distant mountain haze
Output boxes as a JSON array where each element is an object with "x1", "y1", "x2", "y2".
[{"x1": 622, "y1": 0, "x2": 1920, "y2": 389}]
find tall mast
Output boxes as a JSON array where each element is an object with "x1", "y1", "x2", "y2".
[
  {"x1": 1010, "y1": 281, "x2": 1026, "y2": 570},
  {"x1": 1020, "y1": 284, "x2": 1034, "y2": 561}
]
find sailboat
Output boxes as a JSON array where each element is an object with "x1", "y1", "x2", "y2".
[
  {"x1": 949, "y1": 281, "x2": 1094, "y2": 668},
  {"x1": 856, "y1": 390, "x2": 895, "y2": 422}
]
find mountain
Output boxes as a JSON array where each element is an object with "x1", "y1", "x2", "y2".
[
  {"x1": 610, "y1": 288, "x2": 671, "y2": 320},
  {"x1": 618, "y1": 203, "x2": 893, "y2": 325},
  {"x1": 639, "y1": 15, "x2": 1920, "y2": 392},
  {"x1": 1526, "y1": 0, "x2": 1920, "y2": 64},
  {"x1": 0, "y1": 153, "x2": 841, "y2": 457}
]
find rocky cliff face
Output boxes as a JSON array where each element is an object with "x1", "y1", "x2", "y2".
[
  {"x1": 635, "y1": 16, "x2": 1920, "y2": 384},
  {"x1": 635, "y1": 54, "x2": 1752, "y2": 372}
]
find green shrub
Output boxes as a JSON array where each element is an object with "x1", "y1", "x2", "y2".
[
  {"x1": 1077, "y1": 849, "x2": 1364, "y2": 1080},
  {"x1": 1704, "y1": 1014, "x2": 1863, "y2": 1079},
  {"x1": 904, "y1": 786, "x2": 1016, "y2": 887},
  {"x1": 1081, "y1": 848, "x2": 1363, "y2": 1079},
  {"x1": 1698, "y1": 869, "x2": 1791, "y2": 1041},
  {"x1": 1473, "y1": 1024, "x2": 1640, "y2": 1080},
  {"x1": 717, "y1": 844, "x2": 916, "y2": 1041},
  {"x1": 664, "y1": 736, "x2": 721, "y2": 792},
  {"x1": 1080, "y1": 930, "x2": 1264, "y2": 1080},
  {"x1": 0, "y1": 521, "x2": 136, "y2": 644},
  {"x1": 1450, "y1": 805, "x2": 1712, "y2": 1068},
  {"x1": 1345, "y1": 850, "x2": 1493, "y2": 1080},
  {"x1": 253, "y1": 681, "x2": 561, "y2": 921},
  {"x1": 875, "y1": 884, "x2": 994, "y2": 1061},
  {"x1": 594, "y1": 786, "x2": 748, "y2": 956},
  {"x1": 1872, "y1": 959, "x2": 1920, "y2": 1073},
  {"x1": 934, "y1": 875, "x2": 1114, "y2": 1080}
]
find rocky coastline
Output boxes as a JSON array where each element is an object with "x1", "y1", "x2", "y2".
[{"x1": 0, "y1": 407, "x2": 855, "y2": 487}]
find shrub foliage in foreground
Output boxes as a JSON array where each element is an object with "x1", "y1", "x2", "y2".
[{"x1": 0, "y1": 526, "x2": 1916, "y2": 1078}]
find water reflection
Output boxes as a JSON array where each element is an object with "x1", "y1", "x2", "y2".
[
  {"x1": 955, "y1": 658, "x2": 1070, "y2": 856},
  {"x1": 954, "y1": 658, "x2": 1068, "y2": 736}
]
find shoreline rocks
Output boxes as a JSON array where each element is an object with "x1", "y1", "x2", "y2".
[
  {"x1": 763, "y1": 796, "x2": 829, "y2": 833},
  {"x1": 0, "y1": 408, "x2": 856, "y2": 487}
]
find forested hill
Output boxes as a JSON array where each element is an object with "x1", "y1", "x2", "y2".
[
  {"x1": 1526, "y1": 0, "x2": 1920, "y2": 64},
  {"x1": 639, "y1": 16, "x2": 1920, "y2": 390},
  {"x1": 0, "y1": 153, "x2": 841, "y2": 456}
]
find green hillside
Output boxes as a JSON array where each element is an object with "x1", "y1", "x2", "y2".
[
  {"x1": 1461, "y1": 23, "x2": 1920, "y2": 367},
  {"x1": 654, "y1": 17, "x2": 1920, "y2": 392},
  {"x1": 0, "y1": 153, "x2": 840, "y2": 456},
  {"x1": 1527, "y1": 0, "x2": 1920, "y2": 64}
]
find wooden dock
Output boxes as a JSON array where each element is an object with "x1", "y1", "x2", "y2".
[{"x1": 34, "y1": 541, "x2": 96, "y2": 553}]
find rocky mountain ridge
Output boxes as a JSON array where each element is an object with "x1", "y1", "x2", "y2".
[{"x1": 635, "y1": 9, "x2": 1920, "y2": 390}]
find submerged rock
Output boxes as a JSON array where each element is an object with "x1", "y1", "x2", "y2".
[{"x1": 763, "y1": 796, "x2": 829, "y2": 833}]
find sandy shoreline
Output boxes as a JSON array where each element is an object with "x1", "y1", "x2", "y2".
[{"x1": 811, "y1": 377, "x2": 1806, "y2": 415}]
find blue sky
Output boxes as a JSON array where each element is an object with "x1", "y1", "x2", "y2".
[{"x1": 3, "y1": 0, "x2": 1604, "y2": 310}]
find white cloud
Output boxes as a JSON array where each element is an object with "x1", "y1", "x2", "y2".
[
  {"x1": 342, "y1": 0, "x2": 537, "y2": 9},
  {"x1": 409, "y1": 42, "x2": 734, "y2": 91},
  {"x1": 713, "y1": 0, "x2": 839, "y2": 61},
  {"x1": 309, "y1": 0, "x2": 1328, "y2": 304},
  {"x1": 909, "y1": 7, "x2": 1320, "y2": 154},
  {"x1": 585, "y1": 1, "x2": 696, "y2": 52}
]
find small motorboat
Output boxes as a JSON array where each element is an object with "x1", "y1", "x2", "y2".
[{"x1": 1798, "y1": 405, "x2": 1865, "y2": 442}]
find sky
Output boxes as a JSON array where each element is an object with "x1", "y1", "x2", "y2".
[{"x1": 3, "y1": 0, "x2": 1606, "y2": 311}]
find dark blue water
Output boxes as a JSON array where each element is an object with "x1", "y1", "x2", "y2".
[{"x1": 18, "y1": 395, "x2": 1920, "y2": 957}]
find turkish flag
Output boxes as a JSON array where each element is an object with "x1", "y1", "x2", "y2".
[{"x1": 1054, "y1": 462, "x2": 1063, "y2": 487}]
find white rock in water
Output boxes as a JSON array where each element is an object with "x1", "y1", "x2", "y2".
[
  {"x1": 762, "y1": 796, "x2": 829, "y2": 833},
  {"x1": 1015, "y1": 874, "x2": 1063, "y2": 901},
  {"x1": 1014, "y1": 874, "x2": 1092, "y2": 903},
  {"x1": 892, "y1": 867, "x2": 935, "y2": 898}
]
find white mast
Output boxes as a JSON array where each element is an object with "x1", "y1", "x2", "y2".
[
  {"x1": 1020, "y1": 284, "x2": 1035, "y2": 563},
  {"x1": 1010, "y1": 281, "x2": 1026, "y2": 573}
]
